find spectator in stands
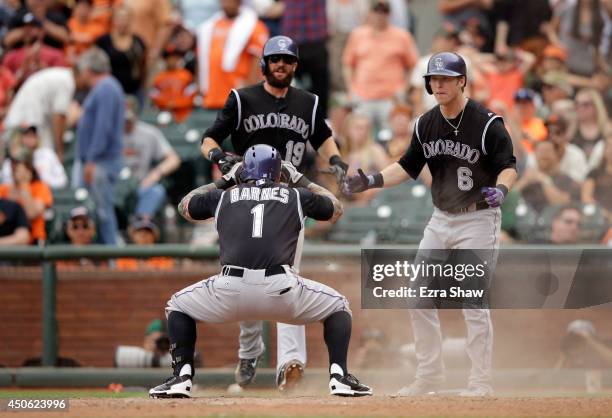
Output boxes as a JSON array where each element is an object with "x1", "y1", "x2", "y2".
[
  {"x1": 545, "y1": 114, "x2": 589, "y2": 183},
  {"x1": 197, "y1": 0, "x2": 268, "y2": 110},
  {"x1": 250, "y1": 0, "x2": 286, "y2": 37},
  {"x1": 1, "y1": 12, "x2": 67, "y2": 87},
  {"x1": 493, "y1": 0, "x2": 552, "y2": 58},
  {"x1": 549, "y1": 205, "x2": 583, "y2": 245},
  {"x1": 121, "y1": 0, "x2": 174, "y2": 65},
  {"x1": 123, "y1": 96, "x2": 180, "y2": 219},
  {"x1": 150, "y1": 44, "x2": 196, "y2": 122},
  {"x1": 2, "y1": 126, "x2": 67, "y2": 189},
  {"x1": 582, "y1": 126, "x2": 612, "y2": 223},
  {"x1": 67, "y1": 0, "x2": 107, "y2": 62},
  {"x1": 3, "y1": 0, "x2": 70, "y2": 50},
  {"x1": 385, "y1": 103, "x2": 413, "y2": 160},
  {"x1": 0, "y1": 150, "x2": 52, "y2": 245},
  {"x1": 547, "y1": 0, "x2": 608, "y2": 77},
  {"x1": 167, "y1": 24, "x2": 196, "y2": 75},
  {"x1": 73, "y1": 47, "x2": 124, "y2": 245},
  {"x1": 0, "y1": 197, "x2": 30, "y2": 245},
  {"x1": 343, "y1": 0, "x2": 419, "y2": 133},
  {"x1": 343, "y1": 112, "x2": 389, "y2": 204},
  {"x1": 3, "y1": 66, "x2": 75, "y2": 160},
  {"x1": 480, "y1": 48, "x2": 536, "y2": 111},
  {"x1": 95, "y1": 5, "x2": 146, "y2": 102},
  {"x1": 540, "y1": 71, "x2": 574, "y2": 117},
  {"x1": 56, "y1": 206, "x2": 98, "y2": 268},
  {"x1": 513, "y1": 88, "x2": 547, "y2": 154},
  {"x1": 0, "y1": 0, "x2": 20, "y2": 42},
  {"x1": 282, "y1": 0, "x2": 332, "y2": 116},
  {"x1": 572, "y1": 88, "x2": 610, "y2": 170},
  {"x1": 327, "y1": 0, "x2": 369, "y2": 92},
  {"x1": 65, "y1": 205, "x2": 96, "y2": 246},
  {"x1": 116, "y1": 216, "x2": 174, "y2": 270},
  {"x1": 90, "y1": 0, "x2": 120, "y2": 33},
  {"x1": 515, "y1": 140, "x2": 581, "y2": 213}
]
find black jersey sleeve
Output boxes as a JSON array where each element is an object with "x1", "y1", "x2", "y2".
[
  {"x1": 309, "y1": 98, "x2": 333, "y2": 150},
  {"x1": 187, "y1": 189, "x2": 224, "y2": 220},
  {"x1": 483, "y1": 118, "x2": 517, "y2": 175},
  {"x1": 297, "y1": 188, "x2": 334, "y2": 221},
  {"x1": 398, "y1": 127, "x2": 427, "y2": 180},
  {"x1": 201, "y1": 92, "x2": 239, "y2": 143}
]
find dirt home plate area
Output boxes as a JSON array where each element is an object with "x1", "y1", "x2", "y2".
[{"x1": 8, "y1": 391, "x2": 612, "y2": 418}]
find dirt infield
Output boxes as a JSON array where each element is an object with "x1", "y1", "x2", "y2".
[{"x1": 11, "y1": 395, "x2": 612, "y2": 418}]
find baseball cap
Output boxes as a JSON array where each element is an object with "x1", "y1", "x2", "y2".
[
  {"x1": 541, "y1": 72, "x2": 573, "y2": 96},
  {"x1": 130, "y1": 216, "x2": 160, "y2": 237},
  {"x1": 22, "y1": 12, "x2": 42, "y2": 27},
  {"x1": 513, "y1": 88, "x2": 535, "y2": 102},
  {"x1": 69, "y1": 206, "x2": 91, "y2": 221}
]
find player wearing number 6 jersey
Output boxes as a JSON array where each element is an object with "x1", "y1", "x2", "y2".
[
  {"x1": 200, "y1": 35, "x2": 349, "y2": 391},
  {"x1": 344, "y1": 52, "x2": 518, "y2": 397}
]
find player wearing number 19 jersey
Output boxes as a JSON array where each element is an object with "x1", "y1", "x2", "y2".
[{"x1": 344, "y1": 52, "x2": 517, "y2": 397}]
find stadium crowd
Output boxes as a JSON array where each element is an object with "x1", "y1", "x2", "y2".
[{"x1": 0, "y1": 0, "x2": 610, "y2": 250}]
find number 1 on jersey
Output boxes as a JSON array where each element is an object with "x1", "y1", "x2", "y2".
[{"x1": 250, "y1": 204, "x2": 264, "y2": 238}]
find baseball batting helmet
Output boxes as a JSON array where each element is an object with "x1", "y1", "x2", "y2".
[
  {"x1": 260, "y1": 35, "x2": 299, "y2": 74},
  {"x1": 423, "y1": 52, "x2": 467, "y2": 95},
  {"x1": 240, "y1": 144, "x2": 282, "y2": 185}
]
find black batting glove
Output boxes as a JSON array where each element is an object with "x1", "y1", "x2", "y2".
[
  {"x1": 328, "y1": 155, "x2": 349, "y2": 186},
  {"x1": 209, "y1": 148, "x2": 241, "y2": 174},
  {"x1": 343, "y1": 169, "x2": 383, "y2": 195}
]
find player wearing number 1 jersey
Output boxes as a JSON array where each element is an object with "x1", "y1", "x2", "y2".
[
  {"x1": 345, "y1": 52, "x2": 517, "y2": 397},
  {"x1": 200, "y1": 35, "x2": 349, "y2": 391}
]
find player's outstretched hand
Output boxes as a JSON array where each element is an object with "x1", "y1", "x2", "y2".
[
  {"x1": 219, "y1": 154, "x2": 242, "y2": 174},
  {"x1": 222, "y1": 161, "x2": 244, "y2": 184},
  {"x1": 328, "y1": 155, "x2": 349, "y2": 188},
  {"x1": 343, "y1": 169, "x2": 371, "y2": 195},
  {"x1": 481, "y1": 186, "x2": 506, "y2": 208}
]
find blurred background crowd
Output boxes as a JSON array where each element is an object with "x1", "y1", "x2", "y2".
[{"x1": 0, "y1": 0, "x2": 610, "y2": 254}]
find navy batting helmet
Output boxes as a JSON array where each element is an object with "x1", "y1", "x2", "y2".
[
  {"x1": 260, "y1": 35, "x2": 299, "y2": 74},
  {"x1": 240, "y1": 144, "x2": 282, "y2": 185},
  {"x1": 423, "y1": 52, "x2": 467, "y2": 95}
]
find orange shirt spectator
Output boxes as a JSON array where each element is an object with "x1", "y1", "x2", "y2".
[
  {"x1": 150, "y1": 46, "x2": 196, "y2": 122},
  {"x1": 91, "y1": 0, "x2": 120, "y2": 32},
  {"x1": 116, "y1": 257, "x2": 175, "y2": 270},
  {"x1": 342, "y1": 18, "x2": 418, "y2": 100},
  {"x1": 0, "y1": 172, "x2": 52, "y2": 244},
  {"x1": 482, "y1": 49, "x2": 535, "y2": 111},
  {"x1": 116, "y1": 216, "x2": 173, "y2": 270},
  {"x1": 67, "y1": 0, "x2": 108, "y2": 59},
  {"x1": 513, "y1": 88, "x2": 547, "y2": 153},
  {"x1": 198, "y1": 6, "x2": 268, "y2": 109}
]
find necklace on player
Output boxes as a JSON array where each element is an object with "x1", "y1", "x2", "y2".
[{"x1": 441, "y1": 105, "x2": 466, "y2": 136}]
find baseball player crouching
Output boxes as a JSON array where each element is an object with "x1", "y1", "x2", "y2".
[
  {"x1": 345, "y1": 52, "x2": 518, "y2": 397},
  {"x1": 149, "y1": 144, "x2": 372, "y2": 398}
]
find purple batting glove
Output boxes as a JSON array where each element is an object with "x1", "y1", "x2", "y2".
[{"x1": 481, "y1": 186, "x2": 506, "y2": 208}]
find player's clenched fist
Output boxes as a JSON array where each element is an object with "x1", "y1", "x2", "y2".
[
  {"x1": 480, "y1": 185, "x2": 508, "y2": 208},
  {"x1": 209, "y1": 148, "x2": 241, "y2": 174}
]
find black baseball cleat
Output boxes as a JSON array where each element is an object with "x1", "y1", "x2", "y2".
[
  {"x1": 328, "y1": 364, "x2": 372, "y2": 397},
  {"x1": 149, "y1": 375, "x2": 192, "y2": 398},
  {"x1": 235, "y1": 356, "x2": 260, "y2": 387}
]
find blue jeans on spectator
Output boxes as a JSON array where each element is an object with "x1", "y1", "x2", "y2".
[
  {"x1": 136, "y1": 183, "x2": 166, "y2": 218},
  {"x1": 72, "y1": 158, "x2": 123, "y2": 245}
]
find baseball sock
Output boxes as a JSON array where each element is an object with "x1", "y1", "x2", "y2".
[
  {"x1": 168, "y1": 311, "x2": 196, "y2": 377},
  {"x1": 323, "y1": 311, "x2": 351, "y2": 375}
]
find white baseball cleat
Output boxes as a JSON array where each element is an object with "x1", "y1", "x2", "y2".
[
  {"x1": 149, "y1": 375, "x2": 192, "y2": 398},
  {"x1": 328, "y1": 363, "x2": 372, "y2": 397}
]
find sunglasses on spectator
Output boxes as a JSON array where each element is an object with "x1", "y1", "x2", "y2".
[
  {"x1": 576, "y1": 101, "x2": 593, "y2": 108},
  {"x1": 268, "y1": 55, "x2": 297, "y2": 65}
]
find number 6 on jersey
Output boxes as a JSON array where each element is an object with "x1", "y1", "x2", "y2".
[{"x1": 457, "y1": 167, "x2": 473, "y2": 191}]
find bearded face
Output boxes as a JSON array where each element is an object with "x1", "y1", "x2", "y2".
[{"x1": 264, "y1": 54, "x2": 297, "y2": 88}]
